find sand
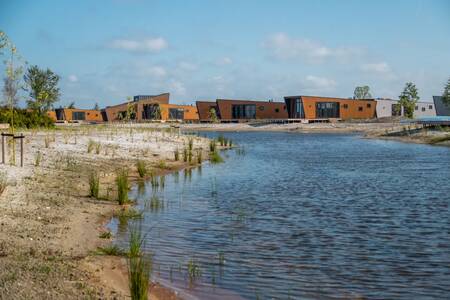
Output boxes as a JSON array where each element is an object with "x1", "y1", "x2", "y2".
[{"x1": 0, "y1": 124, "x2": 210, "y2": 299}]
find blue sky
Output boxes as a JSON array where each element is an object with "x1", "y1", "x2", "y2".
[{"x1": 1, "y1": 0, "x2": 449, "y2": 108}]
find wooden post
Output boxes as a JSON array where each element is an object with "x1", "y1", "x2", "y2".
[
  {"x1": 1, "y1": 134, "x2": 4, "y2": 164},
  {"x1": 20, "y1": 135, "x2": 23, "y2": 167}
]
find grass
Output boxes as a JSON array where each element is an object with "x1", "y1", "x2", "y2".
[
  {"x1": 136, "y1": 160, "x2": 147, "y2": 178},
  {"x1": 99, "y1": 231, "x2": 112, "y2": 239},
  {"x1": 188, "y1": 138, "x2": 194, "y2": 151},
  {"x1": 0, "y1": 171, "x2": 7, "y2": 195},
  {"x1": 128, "y1": 225, "x2": 151, "y2": 300},
  {"x1": 197, "y1": 149, "x2": 202, "y2": 164},
  {"x1": 187, "y1": 258, "x2": 201, "y2": 283},
  {"x1": 116, "y1": 168, "x2": 129, "y2": 205},
  {"x1": 210, "y1": 151, "x2": 224, "y2": 164},
  {"x1": 209, "y1": 140, "x2": 216, "y2": 153},
  {"x1": 88, "y1": 171, "x2": 100, "y2": 198},
  {"x1": 95, "y1": 142, "x2": 102, "y2": 155},
  {"x1": 34, "y1": 151, "x2": 42, "y2": 167},
  {"x1": 183, "y1": 147, "x2": 188, "y2": 162},
  {"x1": 44, "y1": 135, "x2": 51, "y2": 148},
  {"x1": 87, "y1": 139, "x2": 95, "y2": 153},
  {"x1": 428, "y1": 134, "x2": 450, "y2": 144},
  {"x1": 96, "y1": 245, "x2": 127, "y2": 256},
  {"x1": 174, "y1": 148, "x2": 179, "y2": 161},
  {"x1": 188, "y1": 149, "x2": 193, "y2": 163}
]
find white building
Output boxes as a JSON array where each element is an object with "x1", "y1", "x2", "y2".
[{"x1": 376, "y1": 98, "x2": 436, "y2": 118}]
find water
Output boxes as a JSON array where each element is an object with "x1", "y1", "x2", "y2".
[{"x1": 110, "y1": 132, "x2": 450, "y2": 299}]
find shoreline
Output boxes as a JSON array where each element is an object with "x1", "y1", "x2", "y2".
[{"x1": 0, "y1": 125, "x2": 213, "y2": 299}]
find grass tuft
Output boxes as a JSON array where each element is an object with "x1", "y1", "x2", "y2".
[
  {"x1": 0, "y1": 171, "x2": 7, "y2": 195},
  {"x1": 87, "y1": 139, "x2": 95, "y2": 153},
  {"x1": 116, "y1": 168, "x2": 129, "y2": 205},
  {"x1": 136, "y1": 160, "x2": 147, "y2": 178},
  {"x1": 34, "y1": 151, "x2": 42, "y2": 167},
  {"x1": 88, "y1": 171, "x2": 100, "y2": 198},
  {"x1": 210, "y1": 151, "x2": 224, "y2": 164},
  {"x1": 128, "y1": 225, "x2": 151, "y2": 300}
]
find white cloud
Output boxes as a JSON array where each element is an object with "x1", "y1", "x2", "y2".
[
  {"x1": 110, "y1": 37, "x2": 168, "y2": 52},
  {"x1": 264, "y1": 33, "x2": 361, "y2": 63},
  {"x1": 178, "y1": 61, "x2": 197, "y2": 71},
  {"x1": 305, "y1": 75, "x2": 337, "y2": 89},
  {"x1": 216, "y1": 57, "x2": 233, "y2": 66},
  {"x1": 68, "y1": 75, "x2": 78, "y2": 82},
  {"x1": 361, "y1": 62, "x2": 391, "y2": 73},
  {"x1": 168, "y1": 80, "x2": 186, "y2": 96},
  {"x1": 145, "y1": 66, "x2": 167, "y2": 77}
]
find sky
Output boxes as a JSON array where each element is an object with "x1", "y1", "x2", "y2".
[{"x1": 1, "y1": 0, "x2": 450, "y2": 108}]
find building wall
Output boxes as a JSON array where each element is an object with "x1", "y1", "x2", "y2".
[
  {"x1": 376, "y1": 99, "x2": 404, "y2": 118},
  {"x1": 104, "y1": 93, "x2": 169, "y2": 122},
  {"x1": 196, "y1": 101, "x2": 218, "y2": 122},
  {"x1": 413, "y1": 101, "x2": 436, "y2": 118},
  {"x1": 286, "y1": 96, "x2": 376, "y2": 120},
  {"x1": 433, "y1": 96, "x2": 450, "y2": 116},
  {"x1": 159, "y1": 104, "x2": 199, "y2": 121},
  {"x1": 54, "y1": 108, "x2": 103, "y2": 122},
  {"x1": 46, "y1": 111, "x2": 57, "y2": 122},
  {"x1": 216, "y1": 99, "x2": 288, "y2": 120}
]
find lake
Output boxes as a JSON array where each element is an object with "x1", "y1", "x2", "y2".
[{"x1": 110, "y1": 132, "x2": 450, "y2": 299}]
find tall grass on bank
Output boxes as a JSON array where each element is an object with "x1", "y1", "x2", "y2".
[
  {"x1": 136, "y1": 160, "x2": 147, "y2": 178},
  {"x1": 183, "y1": 147, "x2": 188, "y2": 162},
  {"x1": 89, "y1": 171, "x2": 100, "y2": 198},
  {"x1": 197, "y1": 149, "x2": 202, "y2": 164},
  {"x1": 116, "y1": 168, "x2": 129, "y2": 205},
  {"x1": 128, "y1": 225, "x2": 152, "y2": 300},
  {"x1": 188, "y1": 138, "x2": 194, "y2": 151},
  {"x1": 209, "y1": 140, "x2": 216, "y2": 153},
  {"x1": 174, "y1": 148, "x2": 179, "y2": 161}
]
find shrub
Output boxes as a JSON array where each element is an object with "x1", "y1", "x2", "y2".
[
  {"x1": 0, "y1": 107, "x2": 54, "y2": 129},
  {"x1": 89, "y1": 171, "x2": 100, "y2": 198},
  {"x1": 116, "y1": 168, "x2": 129, "y2": 205}
]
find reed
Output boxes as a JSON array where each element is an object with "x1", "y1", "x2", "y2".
[
  {"x1": 34, "y1": 151, "x2": 42, "y2": 167},
  {"x1": 95, "y1": 142, "x2": 102, "y2": 154},
  {"x1": 188, "y1": 149, "x2": 193, "y2": 163},
  {"x1": 174, "y1": 148, "x2": 179, "y2": 161},
  {"x1": 210, "y1": 151, "x2": 224, "y2": 164},
  {"x1": 187, "y1": 258, "x2": 201, "y2": 283},
  {"x1": 188, "y1": 138, "x2": 194, "y2": 151},
  {"x1": 127, "y1": 225, "x2": 151, "y2": 300},
  {"x1": 88, "y1": 171, "x2": 100, "y2": 198},
  {"x1": 197, "y1": 149, "x2": 202, "y2": 164},
  {"x1": 136, "y1": 160, "x2": 147, "y2": 178},
  {"x1": 183, "y1": 148, "x2": 188, "y2": 162},
  {"x1": 209, "y1": 140, "x2": 216, "y2": 153},
  {"x1": 87, "y1": 139, "x2": 95, "y2": 153},
  {"x1": 116, "y1": 168, "x2": 129, "y2": 205}
]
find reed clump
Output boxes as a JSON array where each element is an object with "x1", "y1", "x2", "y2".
[
  {"x1": 128, "y1": 225, "x2": 151, "y2": 300},
  {"x1": 187, "y1": 258, "x2": 201, "y2": 283},
  {"x1": 210, "y1": 151, "x2": 224, "y2": 164},
  {"x1": 174, "y1": 148, "x2": 179, "y2": 161},
  {"x1": 197, "y1": 149, "x2": 202, "y2": 164},
  {"x1": 116, "y1": 168, "x2": 129, "y2": 205},
  {"x1": 88, "y1": 171, "x2": 100, "y2": 198},
  {"x1": 136, "y1": 160, "x2": 147, "y2": 178}
]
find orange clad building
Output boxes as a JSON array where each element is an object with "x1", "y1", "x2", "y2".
[
  {"x1": 159, "y1": 104, "x2": 199, "y2": 122},
  {"x1": 284, "y1": 95, "x2": 376, "y2": 120},
  {"x1": 54, "y1": 108, "x2": 103, "y2": 122}
]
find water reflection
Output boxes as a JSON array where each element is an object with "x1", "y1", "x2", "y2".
[{"x1": 110, "y1": 132, "x2": 450, "y2": 300}]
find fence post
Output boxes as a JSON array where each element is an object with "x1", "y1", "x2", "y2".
[
  {"x1": 1, "y1": 134, "x2": 4, "y2": 164},
  {"x1": 20, "y1": 135, "x2": 24, "y2": 167}
]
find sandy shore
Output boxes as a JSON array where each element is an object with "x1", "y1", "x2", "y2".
[{"x1": 0, "y1": 124, "x2": 211, "y2": 299}]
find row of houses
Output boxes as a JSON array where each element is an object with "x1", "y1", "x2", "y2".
[{"x1": 47, "y1": 93, "x2": 450, "y2": 123}]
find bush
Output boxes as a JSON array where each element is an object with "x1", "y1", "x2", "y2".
[{"x1": 0, "y1": 107, "x2": 54, "y2": 129}]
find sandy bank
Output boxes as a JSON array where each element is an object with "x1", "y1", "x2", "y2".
[{"x1": 0, "y1": 124, "x2": 211, "y2": 299}]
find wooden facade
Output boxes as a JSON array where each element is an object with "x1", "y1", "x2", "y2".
[
  {"x1": 215, "y1": 99, "x2": 288, "y2": 121},
  {"x1": 54, "y1": 108, "x2": 103, "y2": 122},
  {"x1": 284, "y1": 96, "x2": 376, "y2": 120},
  {"x1": 196, "y1": 101, "x2": 219, "y2": 122},
  {"x1": 159, "y1": 104, "x2": 199, "y2": 122}
]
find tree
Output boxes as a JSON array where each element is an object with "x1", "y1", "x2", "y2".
[
  {"x1": 353, "y1": 86, "x2": 372, "y2": 99},
  {"x1": 209, "y1": 107, "x2": 218, "y2": 123},
  {"x1": 24, "y1": 65, "x2": 60, "y2": 113},
  {"x1": 399, "y1": 82, "x2": 420, "y2": 118},
  {"x1": 93, "y1": 102, "x2": 99, "y2": 110},
  {"x1": 442, "y1": 77, "x2": 450, "y2": 107}
]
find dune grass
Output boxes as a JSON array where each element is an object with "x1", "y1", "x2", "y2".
[
  {"x1": 136, "y1": 160, "x2": 147, "y2": 178},
  {"x1": 88, "y1": 171, "x2": 100, "y2": 198},
  {"x1": 210, "y1": 151, "x2": 224, "y2": 164},
  {"x1": 0, "y1": 171, "x2": 7, "y2": 195},
  {"x1": 116, "y1": 168, "x2": 129, "y2": 205}
]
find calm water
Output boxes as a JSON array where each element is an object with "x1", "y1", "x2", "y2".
[{"x1": 110, "y1": 132, "x2": 450, "y2": 299}]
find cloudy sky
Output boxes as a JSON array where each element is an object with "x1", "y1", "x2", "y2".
[{"x1": 1, "y1": 0, "x2": 449, "y2": 108}]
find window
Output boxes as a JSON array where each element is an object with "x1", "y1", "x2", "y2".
[
  {"x1": 275, "y1": 108, "x2": 280, "y2": 113},
  {"x1": 316, "y1": 102, "x2": 340, "y2": 118},
  {"x1": 72, "y1": 111, "x2": 86, "y2": 120},
  {"x1": 343, "y1": 104, "x2": 349, "y2": 109},
  {"x1": 429, "y1": 105, "x2": 433, "y2": 109},
  {"x1": 421, "y1": 107, "x2": 426, "y2": 112},
  {"x1": 367, "y1": 103, "x2": 371, "y2": 108},
  {"x1": 232, "y1": 104, "x2": 256, "y2": 119},
  {"x1": 169, "y1": 108, "x2": 184, "y2": 120},
  {"x1": 358, "y1": 106, "x2": 363, "y2": 112},
  {"x1": 415, "y1": 106, "x2": 418, "y2": 110}
]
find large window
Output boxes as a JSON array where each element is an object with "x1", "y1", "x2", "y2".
[
  {"x1": 72, "y1": 111, "x2": 86, "y2": 120},
  {"x1": 169, "y1": 108, "x2": 184, "y2": 120},
  {"x1": 142, "y1": 104, "x2": 161, "y2": 120},
  {"x1": 294, "y1": 98, "x2": 304, "y2": 118},
  {"x1": 316, "y1": 102, "x2": 340, "y2": 118},
  {"x1": 232, "y1": 104, "x2": 256, "y2": 119}
]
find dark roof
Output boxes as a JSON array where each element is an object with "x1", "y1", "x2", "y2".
[
  {"x1": 433, "y1": 96, "x2": 450, "y2": 116},
  {"x1": 284, "y1": 95, "x2": 375, "y2": 101}
]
